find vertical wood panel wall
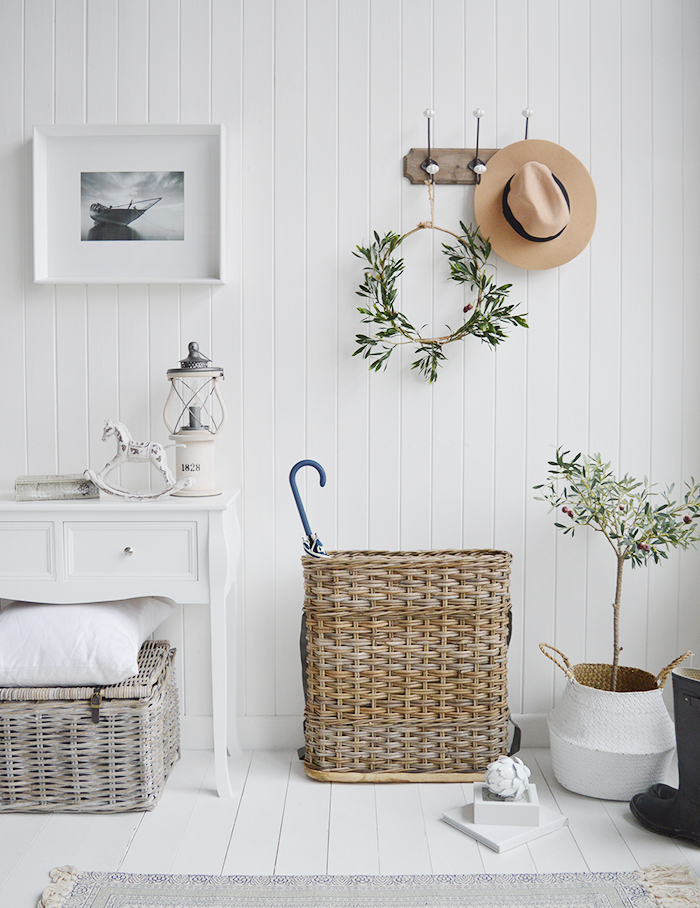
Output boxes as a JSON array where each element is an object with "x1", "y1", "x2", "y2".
[{"x1": 1, "y1": 0, "x2": 698, "y2": 749}]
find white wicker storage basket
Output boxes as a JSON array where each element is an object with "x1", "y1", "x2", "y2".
[
  {"x1": 548, "y1": 677, "x2": 676, "y2": 801},
  {"x1": 541, "y1": 644, "x2": 687, "y2": 801},
  {"x1": 0, "y1": 639, "x2": 179, "y2": 812}
]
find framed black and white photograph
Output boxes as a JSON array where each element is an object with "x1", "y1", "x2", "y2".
[{"x1": 33, "y1": 125, "x2": 224, "y2": 283}]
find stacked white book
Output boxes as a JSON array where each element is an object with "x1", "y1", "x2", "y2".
[{"x1": 442, "y1": 783, "x2": 568, "y2": 853}]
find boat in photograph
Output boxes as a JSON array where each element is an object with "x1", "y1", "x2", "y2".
[{"x1": 89, "y1": 197, "x2": 161, "y2": 227}]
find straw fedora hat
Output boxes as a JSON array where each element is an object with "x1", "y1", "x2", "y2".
[{"x1": 473, "y1": 139, "x2": 596, "y2": 270}]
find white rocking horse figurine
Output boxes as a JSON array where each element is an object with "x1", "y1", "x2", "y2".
[{"x1": 85, "y1": 419, "x2": 194, "y2": 500}]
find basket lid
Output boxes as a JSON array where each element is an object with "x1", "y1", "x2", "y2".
[{"x1": 0, "y1": 639, "x2": 174, "y2": 702}]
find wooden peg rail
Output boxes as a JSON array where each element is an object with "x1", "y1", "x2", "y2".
[{"x1": 403, "y1": 147, "x2": 499, "y2": 184}]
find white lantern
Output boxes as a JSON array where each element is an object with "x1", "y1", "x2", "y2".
[{"x1": 163, "y1": 342, "x2": 226, "y2": 497}]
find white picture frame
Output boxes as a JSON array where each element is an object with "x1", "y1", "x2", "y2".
[{"x1": 33, "y1": 124, "x2": 225, "y2": 284}]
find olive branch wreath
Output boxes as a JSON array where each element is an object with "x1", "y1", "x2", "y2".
[{"x1": 353, "y1": 218, "x2": 528, "y2": 383}]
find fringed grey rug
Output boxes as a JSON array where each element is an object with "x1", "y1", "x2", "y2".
[{"x1": 38, "y1": 864, "x2": 700, "y2": 908}]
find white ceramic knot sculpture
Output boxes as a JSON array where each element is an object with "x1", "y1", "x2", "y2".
[{"x1": 484, "y1": 755, "x2": 531, "y2": 800}]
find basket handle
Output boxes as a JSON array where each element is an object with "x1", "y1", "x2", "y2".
[
  {"x1": 540, "y1": 643, "x2": 575, "y2": 680},
  {"x1": 656, "y1": 651, "x2": 693, "y2": 688}
]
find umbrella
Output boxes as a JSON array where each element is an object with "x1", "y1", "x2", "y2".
[{"x1": 289, "y1": 460, "x2": 329, "y2": 558}]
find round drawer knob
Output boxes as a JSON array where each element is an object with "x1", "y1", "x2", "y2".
[{"x1": 124, "y1": 546, "x2": 134, "y2": 556}]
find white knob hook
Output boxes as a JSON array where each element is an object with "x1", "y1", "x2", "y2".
[
  {"x1": 468, "y1": 107, "x2": 487, "y2": 183},
  {"x1": 420, "y1": 108, "x2": 439, "y2": 179},
  {"x1": 522, "y1": 107, "x2": 534, "y2": 139}
]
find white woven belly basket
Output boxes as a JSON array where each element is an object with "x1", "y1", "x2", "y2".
[{"x1": 541, "y1": 645, "x2": 690, "y2": 801}]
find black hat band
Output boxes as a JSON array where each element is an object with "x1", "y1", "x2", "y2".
[{"x1": 502, "y1": 173, "x2": 570, "y2": 243}]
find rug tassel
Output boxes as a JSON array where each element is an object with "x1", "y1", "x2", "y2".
[
  {"x1": 640, "y1": 864, "x2": 700, "y2": 907},
  {"x1": 37, "y1": 866, "x2": 81, "y2": 908}
]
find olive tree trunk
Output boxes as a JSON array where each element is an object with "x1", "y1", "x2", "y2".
[{"x1": 611, "y1": 554, "x2": 625, "y2": 691}]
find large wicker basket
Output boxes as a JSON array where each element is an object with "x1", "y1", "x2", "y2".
[
  {"x1": 0, "y1": 639, "x2": 180, "y2": 812},
  {"x1": 302, "y1": 549, "x2": 513, "y2": 781}
]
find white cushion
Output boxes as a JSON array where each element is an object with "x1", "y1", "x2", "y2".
[{"x1": 0, "y1": 597, "x2": 174, "y2": 687}]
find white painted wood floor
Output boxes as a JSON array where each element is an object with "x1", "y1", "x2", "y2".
[{"x1": 3, "y1": 747, "x2": 699, "y2": 907}]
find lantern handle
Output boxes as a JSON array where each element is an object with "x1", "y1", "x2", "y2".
[
  {"x1": 289, "y1": 460, "x2": 326, "y2": 538},
  {"x1": 213, "y1": 378, "x2": 227, "y2": 433},
  {"x1": 163, "y1": 380, "x2": 177, "y2": 435}
]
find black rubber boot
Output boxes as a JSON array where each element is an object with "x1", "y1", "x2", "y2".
[{"x1": 630, "y1": 668, "x2": 700, "y2": 845}]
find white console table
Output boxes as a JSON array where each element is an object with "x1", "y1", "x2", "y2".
[{"x1": 0, "y1": 489, "x2": 241, "y2": 799}]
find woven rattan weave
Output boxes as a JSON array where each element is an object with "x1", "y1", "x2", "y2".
[
  {"x1": 571, "y1": 664, "x2": 659, "y2": 692},
  {"x1": 0, "y1": 639, "x2": 179, "y2": 812},
  {"x1": 302, "y1": 550, "x2": 513, "y2": 781}
]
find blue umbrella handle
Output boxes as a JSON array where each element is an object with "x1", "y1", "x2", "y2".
[{"x1": 289, "y1": 460, "x2": 326, "y2": 538}]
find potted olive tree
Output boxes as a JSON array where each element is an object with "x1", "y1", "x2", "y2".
[{"x1": 535, "y1": 448, "x2": 700, "y2": 800}]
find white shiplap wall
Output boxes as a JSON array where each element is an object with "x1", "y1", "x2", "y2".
[{"x1": 1, "y1": 0, "x2": 698, "y2": 749}]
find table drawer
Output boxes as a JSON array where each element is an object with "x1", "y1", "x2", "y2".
[
  {"x1": 0, "y1": 522, "x2": 55, "y2": 578},
  {"x1": 65, "y1": 521, "x2": 198, "y2": 580}
]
